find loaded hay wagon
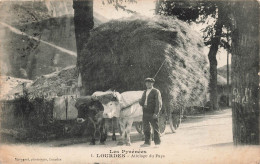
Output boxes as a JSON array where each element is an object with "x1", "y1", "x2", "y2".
[
  {"x1": 3, "y1": 15, "x2": 209, "y2": 142},
  {"x1": 78, "y1": 15, "x2": 209, "y2": 134}
]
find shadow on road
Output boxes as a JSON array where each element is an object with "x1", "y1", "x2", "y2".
[
  {"x1": 198, "y1": 142, "x2": 233, "y2": 148},
  {"x1": 181, "y1": 108, "x2": 231, "y2": 124}
]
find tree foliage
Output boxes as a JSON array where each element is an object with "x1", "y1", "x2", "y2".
[
  {"x1": 102, "y1": 0, "x2": 138, "y2": 14},
  {"x1": 157, "y1": 0, "x2": 231, "y2": 51},
  {"x1": 156, "y1": 0, "x2": 233, "y2": 110}
]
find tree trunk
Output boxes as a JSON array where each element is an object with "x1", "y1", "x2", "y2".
[
  {"x1": 73, "y1": 0, "x2": 94, "y2": 95},
  {"x1": 227, "y1": 52, "x2": 230, "y2": 106},
  {"x1": 230, "y1": 1, "x2": 259, "y2": 145},
  {"x1": 208, "y1": 17, "x2": 223, "y2": 110},
  {"x1": 155, "y1": 0, "x2": 163, "y2": 14}
]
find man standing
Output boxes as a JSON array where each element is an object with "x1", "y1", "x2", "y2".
[{"x1": 139, "y1": 78, "x2": 162, "y2": 147}]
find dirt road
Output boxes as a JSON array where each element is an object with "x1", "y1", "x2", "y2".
[
  {"x1": 1, "y1": 108, "x2": 259, "y2": 164},
  {"x1": 47, "y1": 108, "x2": 233, "y2": 148}
]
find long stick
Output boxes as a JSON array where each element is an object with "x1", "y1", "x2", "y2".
[{"x1": 153, "y1": 59, "x2": 167, "y2": 79}]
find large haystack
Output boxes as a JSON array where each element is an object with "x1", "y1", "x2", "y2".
[
  {"x1": 81, "y1": 15, "x2": 209, "y2": 111},
  {"x1": 27, "y1": 66, "x2": 79, "y2": 99}
]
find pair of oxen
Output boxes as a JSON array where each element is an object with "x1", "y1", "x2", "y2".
[{"x1": 75, "y1": 91, "x2": 143, "y2": 146}]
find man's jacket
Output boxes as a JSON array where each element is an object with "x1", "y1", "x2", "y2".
[{"x1": 139, "y1": 88, "x2": 162, "y2": 115}]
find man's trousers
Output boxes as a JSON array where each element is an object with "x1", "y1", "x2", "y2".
[{"x1": 142, "y1": 114, "x2": 161, "y2": 145}]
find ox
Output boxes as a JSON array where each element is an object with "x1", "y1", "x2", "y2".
[
  {"x1": 92, "y1": 91, "x2": 143, "y2": 146},
  {"x1": 74, "y1": 96, "x2": 107, "y2": 145}
]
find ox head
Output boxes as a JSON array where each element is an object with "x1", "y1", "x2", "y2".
[
  {"x1": 75, "y1": 96, "x2": 104, "y2": 123},
  {"x1": 92, "y1": 91, "x2": 122, "y2": 118}
]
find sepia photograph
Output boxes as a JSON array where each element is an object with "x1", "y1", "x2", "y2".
[{"x1": 0, "y1": 0, "x2": 259, "y2": 163}]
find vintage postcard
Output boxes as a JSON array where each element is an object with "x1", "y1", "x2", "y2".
[{"x1": 0, "y1": 0, "x2": 259, "y2": 164}]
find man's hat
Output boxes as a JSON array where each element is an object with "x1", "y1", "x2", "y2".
[{"x1": 145, "y1": 78, "x2": 155, "y2": 83}]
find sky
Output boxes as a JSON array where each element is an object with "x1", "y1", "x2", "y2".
[{"x1": 94, "y1": 0, "x2": 230, "y2": 68}]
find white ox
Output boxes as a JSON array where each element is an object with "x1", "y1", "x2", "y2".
[{"x1": 92, "y1": 91, "x2": 143, "y2": 146}]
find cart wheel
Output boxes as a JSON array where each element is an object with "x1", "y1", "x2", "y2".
[
  {"x1": 135, "y1": 116, "x2": 166, "y2": 135},
  {"x1": 158, "y1": 114, "x2": 167, "y2": 135},
  {"x1": 135, "y1": 122, "x2": 143, "y2": 134},
  {"x1": 169, "y1": 109, "x2": 182, "y2": 133}
]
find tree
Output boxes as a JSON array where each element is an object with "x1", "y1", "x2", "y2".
[
  {"x1": 156, "y1": 1, "x2": 232, "y2": 110},
  {"x1": 229, "y1": 0, "x2": 259, "y2": 145},
  {"x1": 73, "y1": 0, "x2": 94, "y2": 82}
]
